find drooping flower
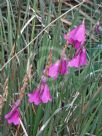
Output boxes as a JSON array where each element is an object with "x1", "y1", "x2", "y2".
[
  {"x1": 28, "y1": 88, "x2": 41, "y2": 105},
  {"x1": 5, "y1": 100, "x2": 20, "y2": 125},
  {"x1": 48, "y1": 60, "x2": 60, "y2": 80},
  {"x1": 64, "y1": 21, "x2": 86, "y2": 49},
  {"x1": 48, "y1": 58, "x2": 68, "y2": 80},
  {"x1": 40, "y1": 82, "x2": 52, "y2": 103},
  {"x1": 28, "y1": 76, "x2": 52, "y2": 105},
  {"x1": 68, "y1": 48, "x2": 87, "y2": 68}
]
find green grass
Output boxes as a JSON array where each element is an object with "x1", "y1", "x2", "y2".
[{"x1": 0, "y1": 0, "x2": 102, "y2": 136}]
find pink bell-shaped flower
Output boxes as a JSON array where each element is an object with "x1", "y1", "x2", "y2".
[
  {"x1": 48, "y1": 60, "x2": 60, "y2": 80},
  {"x1": 48, "y1": 57, "x2": 68, "y2": 80},
  {"x1": 28, "y1": 88, "x2": 41, "y2": 105},
  {"x1": 68, "y1": 48, "x2": 87, "y2": 68},
  {"x1": 5, "y1": 100, "x2": 20, "y2": 125},
  {"x1": 64, "y1": 21, "x2": 86, "y2": 49},
  {"x1": 28, "y1": 77, "x2": 52, "y2": 105},
  {"x1": 40, "y1": 82, "x2": 52, "y2": 103}
]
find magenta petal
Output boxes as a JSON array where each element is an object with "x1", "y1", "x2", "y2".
[
  {"x1": 64, "y1": 21, "x2": 86, "y2": 49},
  {"x1": 5, "y1": 109, "x2": 20, "y2": 125},
  {"x1": 79, "y1": 48, "x2": 87, "y2": 66},
  {"x1": 48, "y1": 60, "x2": 60, "y2": 80},
  {"x1": 59, "y1": 59, "x2": 68, "y2": 75},
  {"x1": 28, "y1": 89, "x2": 41, "y2": 105},
  {"x1": 41, "y1": 84, "x2": 52, "y2": 103},
  {"x1": 74, "y1": 41, "x2": 81, "y2": 49},
  {"x1": 74, "y1": 23, "x2": 86, "y2": 45},
  {"x1": 5, "y1": 100, "x2": 20, "y2": 119},
  {"x1": 68, "y1": 55, "x2": 80, "y2": 68},
  {"x1": 64, "y1": 27, "x2": 77, "y2": 45},
  {"x1": 68, "y1": 48, "x2": 87, "y2": 68},
  {"x1": 68, "y1": 28, "x2": 77, "y2": 44},
  {"x1": 7, "y1": 110, "x2": 20, "y2": 125}
]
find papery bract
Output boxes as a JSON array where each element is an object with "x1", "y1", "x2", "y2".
[{"x1": 79, "y1": 48, "x2": 87, "y2": 66}]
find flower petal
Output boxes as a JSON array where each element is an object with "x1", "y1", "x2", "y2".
[
  {"x1": 48, "y1": 60, "x2": 60, "y2": 80},
  {"x1": 5, "y1": 109, "x2": 20, "y2": 125},
  {"x1": 68, "y1": 48, "x2": 87, "y2": 68},
  {"x1": 59, "y1": 59, "x2": 68, "y2": 75},
  {"x1": 41, "y1": 83, "x2": 52, "y2": 103},
  {"x1": 7, "y1": 109, "x2": 20, "y2": 125},
  {"x1": 79, "y1": 48, "x2": 87, "y2": 66},
  {"x1": 28, "y1": 89, "x2": 41, "y2": 105},
  {"x1": 64, "y1": 21, "x2": 86, "y2": 49},
  {"x1": 68, "y1": 55, "x2": 80, "y2": 68}
]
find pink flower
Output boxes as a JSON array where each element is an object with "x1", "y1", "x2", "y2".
[
  {"x1": 48, "y1": 58, "x2": 68, "y2": 80},
  {"x1": 40, "y1": 83, "x2": 52, "y2": 103},
  {"x1": 48, "y1": 60, "x2": 60, "y2": 80},
  {"x1": 28, "y1": 78, "x2": 52, "y2": 105},
  {"x1": 28, "y1": 89, "x2": 41, "y2": 105},
  {"x1": 68, "y1": 48, "x2": 87, "y2": 68},
  {"x1": 5, "y1": 100, "x2": 20, "y2": 125},
  {"x1": 64, "y1": 21, "x2": 86, "y2": 49},
  {"x1": 59, "y1": 59, "x2": 68, "y2": 75}
]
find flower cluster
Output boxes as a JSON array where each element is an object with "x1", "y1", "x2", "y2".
[
  {"x1": 49, "y1": 20, "x2": 87, "y2": 79},
  {"x1": 5, "y1": 21, "x2": 87, "y2": 125},
  {"x1": 28, "y1": 76, "x2": 52, "y2": 105}
]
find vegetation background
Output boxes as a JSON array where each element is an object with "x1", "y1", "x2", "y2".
[{"x1": 0, "y1": 0, "x2": 102, "y2": 136}]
